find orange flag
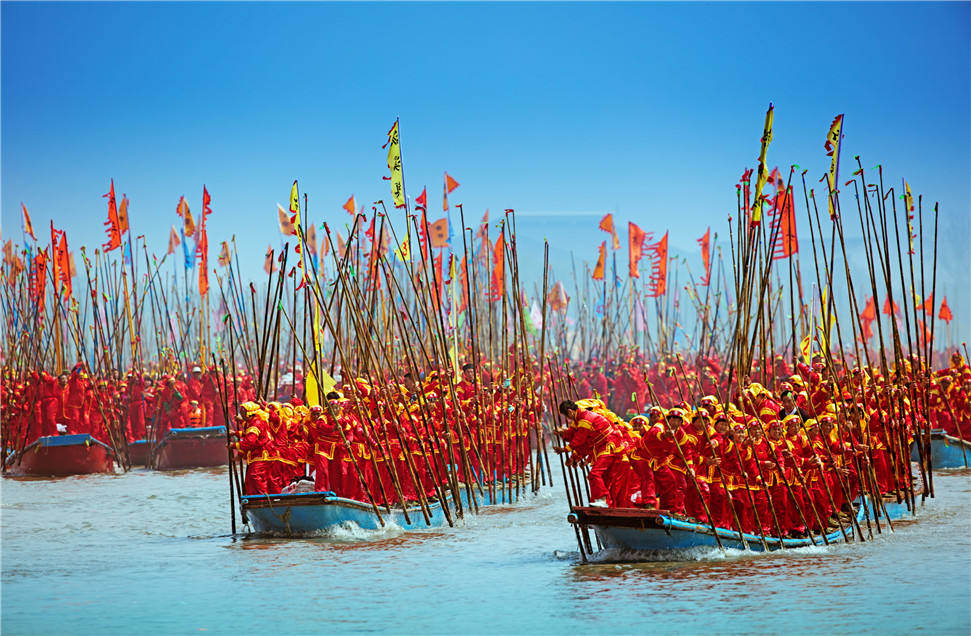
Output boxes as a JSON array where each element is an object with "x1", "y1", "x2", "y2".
[
  {"x1": 21, "y1": 203, "x2": 36, "y2": 241},
  {"x1": 429, "y1": 218, "x2": 449, "y2": 248},
  {"x1": 647, "y1": 231, "x2": 669, "y2": 297},
  {"x1": 415, "y1": 188, "x2": 427, "y2": 211},
  {"x1": 177, "y1": 196, "x2": 196, "y2": 239},
  {"x1": 264, "y1": 245, "x2": 277, "y2": 274},
  {"x1": 118, "y1": 195, "x2": 130, "y2": 234},
  {"x1": 592, "y1": 241, "x2": 606, "y2": 281},
  {"x1": 489, "y1": 234, "x2": 505, "y2": 301},
  {"x1": 443, "y1": 172, "x2": 459, "y2": 211},
  {"x1": 343, "y1": 195, "x2": 356, "y2": 216},
  {"x1": 277, "y1": 204, "x2": 295, "y2": 236},
  {"x1": 103, "y1": 179, "x2": 122, "y2": 251},
  {"x1": 697, "y1": 227, "x2": 711, "y2": 285},
  {"x1": 547, "y1": 280, "x2": 569, "y2": 312},
  {"x1": 336, "y1": 232, "x2": 346, "y2": 257},
  {"x1": 629, "y1": 222, "x2": 649, "y2": 279},
  {"x1": 938, "y1": 296, "x2": 953, "y2": 322},
  {"x1": 167, "y1": 225, "x2": 180, "y2": 255},
  {"x1": 599, "y1": 214, "x2": 619, "y2": 249},
  {"x1": 920, "y1": 294, "x2": 935, "y2": 316},
  {"x1": 56, "y1": 232, "x2": 71, "y2": 298}
]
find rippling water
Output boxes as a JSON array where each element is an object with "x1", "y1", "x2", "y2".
[{"x1": 2, "y1": 466, "x2": 969, "y2": 635}]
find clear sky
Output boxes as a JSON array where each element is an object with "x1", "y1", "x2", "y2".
[{"x1": 2, "y1": 1, "x2": 969, "y2": 347}]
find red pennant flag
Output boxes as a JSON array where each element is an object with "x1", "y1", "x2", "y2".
[
  {"x1": 415, "y1": 188, "x2": 427, "y2": 211},
  {"x1": 860, "y1": 317, "x2": 874, "y2": 342},
  {"x1": 647, "y1": 232, "x2": 669, "y2": 297},
  {"x1": 920, "y1": 294, "x2": 935, "y2": 316},
  {"x1": 592, "y1": 241, "x2": 606, "y2": 281},
  {"x1": 443, "y1": 172, "x2": 459, "y2": 211},
  {"x1": 860, "y1": 296, "x2": 877, "y2": 321},
  {"x1": 22, "y1": 203, "x2": 37, "y2": 241},
  {"x1": 629, "y1": 222, "x2": 650, "y2": 279},
  {"x1": 56, "y1": 231, "x2": 71, "y2": 298},
  {"x1": 599, "y1": 214, "x2": 619, "y2": 250},
  {"x1": 489, "y1": 234, "x2": 505, "y2": 301},
  {"x1": 31, "y1": 248, "x2": 48, "y2": 314},
  {"x1": 697, "y1": 227, "x2": 711, "y2": 285},
  {"x1": 938, "y1": 296, "x2": 953, "y2": 323},
  {"x1": 882, "y1": 296, "x2": 900, "y2": 316},
  {"x1": 102, "y1": 179, "x2": 122, "y2": 252},
  {"x1": 417, "y1": 210, "x2": 430, "y2": 261},
  {"x1": 50, "y1": 222, "x2": 62, "y2": 295},
  {"x1": 770, "y1": 186, "x2": 798, "y2": 259}
]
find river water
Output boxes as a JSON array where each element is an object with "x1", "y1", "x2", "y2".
[{"x1": 2, "y1": 465, "x2": 968, "y2": 635}]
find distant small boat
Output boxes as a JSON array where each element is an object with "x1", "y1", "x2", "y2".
[
  {"x1": 912, "y1": 430, "x2": 970, "y2": 469},
  {"x1": 242, "y1": 484, "x2": 521, "y2": 536},
  {"x1": 153, "y1": 426, "x2": 229, "y2": 471},
  {"x1": 568, "y1": 485, "x2": 921, "y2": 558},
  {"x1": 3, "y1": 434, "x2": 116, "y2": 476}
]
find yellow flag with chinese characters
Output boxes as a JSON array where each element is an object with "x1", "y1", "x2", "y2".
[
  {"x1": 386, "y1": 121, "x2": 405, "y2": 209},
  {"x1": 825, "y1": 114, "x2": 843, "y2": 220},
  {"x1": 750, "y1": 104, "x2": 774, "y2": 226}
]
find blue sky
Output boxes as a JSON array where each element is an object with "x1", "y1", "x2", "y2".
[{"x1": 2, "y1": 1, "x2": 969, "y2": 347}]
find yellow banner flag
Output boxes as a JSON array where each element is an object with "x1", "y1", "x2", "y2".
[
  {"x1": 825, "y1": 114, "x2": 843, "y2": 220},
  {"x1": 750, "y1": 104, "x2": 775, "y2": 226},
  {"x1": 289, "y1": 180, "x2": 301, "y2": 229},
  {"x1": 904, "y1": 180, "x2": 916, "y2": 254},
  {"x1": 386, "y1": 120, "x2": 406, "y2": 209},
  {"x1": 395, "y1": 227, "x2": 412, "y2": 261}
]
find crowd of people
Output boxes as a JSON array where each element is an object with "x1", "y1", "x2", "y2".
[
  {"x1": 552, "y1": 351, "x2": 971, "y2": 538},
  {"x1": 4, "y1": 346, "x2": 968, "y2": 526},
  {"x1": 229, "y1": 363, "x2": 537, "y2": 502},
  {"x1": 0, "y1": 364, "x2": 258, "y2": 450}
]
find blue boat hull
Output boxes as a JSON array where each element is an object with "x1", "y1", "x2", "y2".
[
  {"x1": 912, "y1": 430, "x2": 970, "y2": 469},
  {"x1": 242, "y1": 484, "x2": 519, "y2": 535},
  {"x1": 570, "y1": 493, "x2": 919, "y2": 555}
]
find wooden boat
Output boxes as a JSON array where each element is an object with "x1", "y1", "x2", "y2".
[
  {"x1": 568, "y1": 486, "x2": 921, "y2": 556},
  {"x1": 242, "y1": 484, "x2": 520, "y2": 536},
  {"x1": 153, "y1": 426, "x2": 229, "y2": 471},
  {"x1": 912, "y1": 429, "x2": 970, "y2": 469},
  {"x1": 127, "y1": 439, "x2": 150, "y2": 467},
  {"x1": 3, "y1": 434, "x2": 116, "y2": 476}
]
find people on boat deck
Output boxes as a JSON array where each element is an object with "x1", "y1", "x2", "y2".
[
  {"x1": 226, "y1": 364, "x2": 538, "y2": 500},
  {"x1": 548, "y1": 352, "x2": 971, "y2": 538}
]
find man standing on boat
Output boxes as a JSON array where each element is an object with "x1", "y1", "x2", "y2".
[{"x1": 554, "y1": 400, "x2": 633, "y2": 508}]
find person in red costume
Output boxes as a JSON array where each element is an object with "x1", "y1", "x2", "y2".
[
  {"x1": 230, "y1": 402, "x2": 289, "y2": 495},
  {"x1": 554, "y1": 399, "x2": 633, "y2": 508},
  {"x1": 639, "y1": 408, "x2": 695, "y2": 515}
]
